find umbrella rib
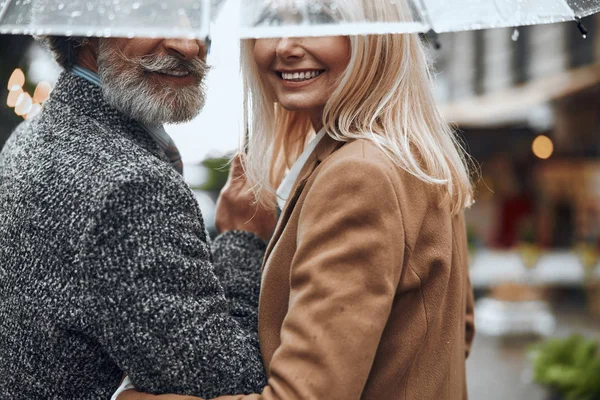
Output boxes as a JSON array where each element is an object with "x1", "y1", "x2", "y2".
[
  {"x1": 0, "y1": 0, "x2": 13, "y2": 25},
  {"x1": 414, "y1": 0, "x2": 435, "y2": 32},
  {"x1": 559, "y1": 0, "x2": 579, "y2": 18}
]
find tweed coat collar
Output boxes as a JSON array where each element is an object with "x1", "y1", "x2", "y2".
[
  {"x1": 264, "y1": 134, "x2": 345, "y2": 264},
  {"x1": 43, "y1": 71, "x2": 170, "y2": 166}
]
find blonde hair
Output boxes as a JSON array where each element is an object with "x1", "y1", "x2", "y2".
[{"x1": 241, "y1": 0, "x2": 474, "y2": 215}]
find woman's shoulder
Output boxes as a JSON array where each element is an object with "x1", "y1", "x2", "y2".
[
  {"x1": 324, "y1": 139, "x2": 421, "y2": 187},
  {"x1": 319, "y1": 138, "x2": 441, "y2": 208},
  {"x1": 323, "y1": 139, "x2": 394, "y2": 174}
]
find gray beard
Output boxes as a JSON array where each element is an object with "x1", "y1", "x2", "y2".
[{"x1": 97, "y1": 40, "x2": 208, "y2": 126}]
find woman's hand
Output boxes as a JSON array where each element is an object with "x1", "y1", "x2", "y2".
[
  {"x1": 117, "y1": 389, "x2": 203, "y2": 400},
  {"x1": 215, "y1": 153, "x2": 277, "y2": 242}
]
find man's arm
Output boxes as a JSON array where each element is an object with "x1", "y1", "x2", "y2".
[
  {"x1": 71, "y1": 173, "x2": 267, "y2": 398},
  {"x1": 211, "y1": 231, "x2": 265, "y2": 336}
]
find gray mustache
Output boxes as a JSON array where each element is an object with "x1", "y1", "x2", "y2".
[{"x1": 137, "y1": 55, "x2": 209, "y2": 79}]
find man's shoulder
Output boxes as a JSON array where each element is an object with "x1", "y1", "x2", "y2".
[{"x1": 3, "y1": 103, "x2": 191, "y2": 208}]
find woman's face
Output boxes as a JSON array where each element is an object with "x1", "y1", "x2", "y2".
[{"x1": 253, "y1": 36, "x2": 351, "y2": 118}]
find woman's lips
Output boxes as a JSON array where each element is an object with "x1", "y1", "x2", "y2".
[{"x1": 276, "y1": 70, "x2": 326, "y2": 89}]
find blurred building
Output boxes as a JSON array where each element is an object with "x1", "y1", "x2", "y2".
[{"x1": 436, "y1": 15, "x2": 600, "y2": 255}]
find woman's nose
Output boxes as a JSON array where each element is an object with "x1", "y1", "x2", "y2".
[{"x1": 275, "y1": 38, "x2": 305, "y2": 60}]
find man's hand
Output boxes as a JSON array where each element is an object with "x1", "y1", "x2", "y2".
[
  {"x1": 215, "y1": 153, "x2": 277, "y2": 242},
  {"x1": 118, "y1": 389, "x2": 202, "y2": 400}
]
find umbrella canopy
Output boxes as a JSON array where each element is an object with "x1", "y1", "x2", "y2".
[
  {"x1": 0, "y1": 0, "x2": 224, "y2": 38},
  {"x1": 0, "y1": 0, "x2": 599, "y2": 39},
  {"x1": 239, "y1": 0, "x2": 600, "y2": 38}
]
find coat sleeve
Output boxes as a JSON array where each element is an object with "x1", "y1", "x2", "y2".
[
  {"x1": 213, "y1": 156, "x2": 405, "y2": 400},
  {"x1": 212, "y1": 231, "x2": 265, "y2": 336},
  {"x1": 71, "y1": 173, "x2": 267, "y2": 398}
]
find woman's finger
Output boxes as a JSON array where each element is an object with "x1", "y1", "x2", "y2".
[{"x1": 229, "y1": 153, "x2": 246, "y2": 180}]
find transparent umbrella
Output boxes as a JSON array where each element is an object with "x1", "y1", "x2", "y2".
[
  {"x1": 0, "y1": 0, "x2": 225, "y2": 39},
  {"x1": 239, "y1": 0, "x2": 600, "y2": 38},
  {"x1": 1, "y1": 0, "x2": 599, "y2": 39}
]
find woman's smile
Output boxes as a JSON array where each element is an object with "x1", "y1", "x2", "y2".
[{"x1": 275, "y1": 69, "x2": 326, "y2": 88}]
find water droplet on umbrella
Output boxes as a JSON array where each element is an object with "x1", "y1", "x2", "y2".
[
  {"x1": 70, "y1": 11, "x2": 82, "y2": 18},
  {"x1": 512, "y1": 28, "x2": 520, "y2": 41}
]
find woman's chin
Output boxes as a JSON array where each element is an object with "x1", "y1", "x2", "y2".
[{"x1": 276, "y1": 100, "x2": 324, "y2": 114}]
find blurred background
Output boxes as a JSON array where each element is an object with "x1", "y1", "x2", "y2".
[{"x1": 1, "y1": 7, "x2": 600, "y2": 400}]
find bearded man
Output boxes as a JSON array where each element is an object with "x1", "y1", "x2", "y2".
[{"x1": 0, "y1": 35, "x2": 274, "y2": 399}]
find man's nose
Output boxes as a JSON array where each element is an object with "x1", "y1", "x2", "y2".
[
  {"x1": 275, "y1": 38, "x2": 305, "y2": 60},
  {"x1": 162, "y1": 38, "x2": 206, "y2": 60}
]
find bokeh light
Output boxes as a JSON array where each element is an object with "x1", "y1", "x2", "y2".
[
  {"x1": 7, "y1": 88, "x2": 24, "y2": 108},
  {"x1": 532, "y1": 135, "x2": 554, "y2": 159},
  {"x1": 25, "y1": 103, "x2": 42, "y2": 120},
  {"x1": 33, "y1": 81, "x2": 52, "y2": 104},
  {"x1": 7, "y1": 68, "x2": 25, "y2": 91},
  {"x1": 15, "y1": 93, "x2": 33, "y2": 116}
]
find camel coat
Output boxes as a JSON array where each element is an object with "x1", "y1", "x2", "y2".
[{"x1": 217, "y1": 136, "x2": 475, "y2": 400}]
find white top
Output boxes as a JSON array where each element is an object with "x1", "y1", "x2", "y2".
[
  {"x1": 111, "y1": 129, "x2": 329, "y2": 400},
  {"x1": 276, "y1": 128, "x2": 327, "y2": 211}
]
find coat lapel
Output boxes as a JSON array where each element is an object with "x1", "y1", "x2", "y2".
[{"x1": 263, "y1": 134, "x2": 345, "y2": 266}]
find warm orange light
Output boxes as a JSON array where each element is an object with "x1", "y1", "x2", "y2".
[
  {"x1": 532, "y1": 135, "x2": 554, "y2": 159},
  {"x1": 15, "y1": 93, "x2": 32, "y2": 116},
  {"x1": 8, "y1": 68, "x2": 25, "y2": 91},
  {"x1": 33, "y1": 81, "x2": 52, "y2": 104},
  {"x1": 7, "y1": 87, "x2": 24, "y2": 108},
  {"x1": 25, "y1": 103, "x2": 42, "y2": 120}
]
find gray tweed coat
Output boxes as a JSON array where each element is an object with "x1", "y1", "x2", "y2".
[{"x1": 0, "y1": 72, "x2": 267, "y2": 399}]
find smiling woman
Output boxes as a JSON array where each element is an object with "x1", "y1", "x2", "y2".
[{"x1": 252, "y1": 35, "x2": 350, "y2": 128}]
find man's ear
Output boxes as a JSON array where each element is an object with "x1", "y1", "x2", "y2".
[
  {"x1": 76, "y1": 37, "x2": 101, "y2": 73},
  {"x1": 87, "y1": 37, "x2": 100, "y2": 58}
]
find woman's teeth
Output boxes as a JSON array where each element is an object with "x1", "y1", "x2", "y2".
[
  {"x1": 156, "y1": 69, "x2": 190, "y2": 77},
  {"x1": 281, "y1": 70, "x2": 323, "y2": 82}
]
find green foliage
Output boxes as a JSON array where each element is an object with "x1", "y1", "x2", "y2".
[
  {"x1": 196, "y1": 156, "x2": 231, "y2": 192},
  {"x1": 530, "y1": 335, "x2": 600, "y2": 400}
]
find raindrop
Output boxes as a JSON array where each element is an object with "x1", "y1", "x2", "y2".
[
  {"x1": 132, "y1": 2, "x2": 140, "y2": 10},
  {"x1": 127, "y1": 31, "x2": 135, "y2": 39},
  {"x1": 57, "y1": 3, "x2": 64, "y2": 10},
  {"x1": 65, "y1": 30, "x2": 73, "y2": 36},
  {"x1": 512, "y1": 28, "x2": 520, "y2": 41},
  {"x1": 70, "y1": 10, "x2": 82, "y2": 18}
]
